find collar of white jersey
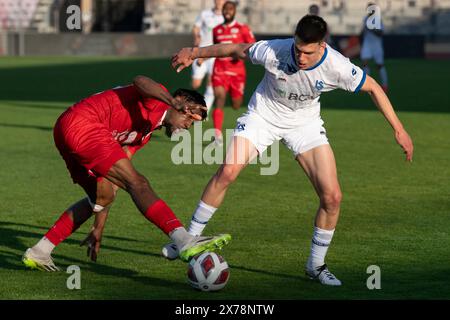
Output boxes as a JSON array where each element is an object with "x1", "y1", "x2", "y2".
[{"x1": 290, "y1": 39, "x2": 329, "y2": 72}]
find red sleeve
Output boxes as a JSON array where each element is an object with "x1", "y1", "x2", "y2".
[
  {"x1": 159, "y1": 83, "x2": 169, "y2": 92},
  {"x1": 242, "y1": 25, "x2": 256, "y2": 44}
]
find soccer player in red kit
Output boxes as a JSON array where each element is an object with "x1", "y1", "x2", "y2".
[
  {"x1": 211, "y1": 0, "x2": 255, "y2": 144},
  {"x1": 22, "y1": 75, "x2": 231, "y2": 271}
]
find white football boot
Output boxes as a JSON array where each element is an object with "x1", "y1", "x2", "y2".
[
  {"x1": 305, "y1": 263, "x2": 342, "y2": 286},
  {"x1": 161, "y1": 242, "x2": 179, "y2": 260},
  {"x1": 22, "y1": 248, "x2": 60, "y2": 272}
]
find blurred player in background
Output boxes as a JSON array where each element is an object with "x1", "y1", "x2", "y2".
[
  {"x1": 170, "y1": 15, "x2": 413, "y2": 286},
  {"x1": 211, "y1": 1, "x2": 256, "y2": 145},
  {"x1": 22, "y1": 76, "x2": 231, "y2": 271},
  {"x1": 308, "y1": 3, "x2": 320, "y2": 15},
  {"x1": 192, "y1": 0, "x2": 226, "y2": 115},
  {"x1": 361, "y1": 2, "x2": 389, "y2": 93}
]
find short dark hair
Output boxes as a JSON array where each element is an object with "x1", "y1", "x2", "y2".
[
  {"x1": 295, "y1": 15, "x2": 327, "y2": 44},
  {"x1": 173, "y1": 88, "x2": 207, "y2": 120},
  {"x1": 224, "y1": 1, "x2": 237, "y2": 8}
]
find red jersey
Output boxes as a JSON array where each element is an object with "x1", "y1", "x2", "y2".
[
  {"x1": 212, "y1": 21, "x2": 255, "y2": 76},
  {"x1": 66, "y1": 84, "x2": 170, "y2": 153}
]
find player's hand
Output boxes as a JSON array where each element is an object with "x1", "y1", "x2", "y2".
[
  {"x1": 171, "y1": 96, "x2": 206, "y2": 121},
  {"x1": 171, "y1": 47, "x2": 195, "y2": 73},
  {"x1": 80, "y1": 226, "x2": 104, "y2": 262},
  {"x1": 395, "y1": 129, "x2": 413, "y2": 162}
]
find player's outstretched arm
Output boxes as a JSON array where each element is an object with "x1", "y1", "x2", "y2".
[
  {"x1": 360, "y1": 75, "x2": 414, "y2": 162},
  {"x1": 171, "y1": 43, "x2": 254, "y2": 73},
  {"x1": 133, "y1": 75, "x2": 205, "y2": 119},
  {"x1": 133, "y1": 75, "x2": 177, "y2": 106}
]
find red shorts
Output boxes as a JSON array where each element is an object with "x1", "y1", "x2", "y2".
[
  {"x1": 212, "y1": 71, "x2": 246, "y2": 99},
  {"x1": 53, "y1": 109, "x2": 128, "y2": 187}
]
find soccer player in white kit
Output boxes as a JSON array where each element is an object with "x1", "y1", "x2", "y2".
[
  {"x1": 169, "y1": 15, "x2": 414, "y2": 286},
  {"x1": 360, "y1": 3, "x2": 389, "y2": 93},
  {"x1": 191, "y1": 0, "x2": 225, "y2": 113}
]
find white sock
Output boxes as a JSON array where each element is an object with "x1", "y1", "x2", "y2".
[
  {"x1": 379, "y1": 66, "x2": 388, "y2": 86},
  {"x1": 169, "y1": 227, "x2": 193, "y2": 250},
  {"x1": 307, "y1": 227, "x2": 335, "y2": 268},
  {"x1": 204, "y1": 85, "x2": 215, "y2": 114},
  {"x1": 32, "y1": 236, "x2": 55, "y2": 256},
  {"x1": 187, "y1": 200, "x2": 217, "y2": 236}
]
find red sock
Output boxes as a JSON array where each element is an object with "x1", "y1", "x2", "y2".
[
  {"x1": 44, "y1": 212, "x2": 79, "y2": 246},
  {"x1": 212, "y1": 108, "x2": 224, "y2": 137},
  {"x1": 144, "y1": 199, "x2": 183, "y2": 235}
]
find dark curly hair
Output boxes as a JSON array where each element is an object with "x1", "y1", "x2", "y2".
[{"x1": 172, "y1": 88, "x2": 207, "y2": 120}]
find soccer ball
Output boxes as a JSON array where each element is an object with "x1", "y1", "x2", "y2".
[{"x1": 187, "y1": 252, "x2": 230, "y2": 292}]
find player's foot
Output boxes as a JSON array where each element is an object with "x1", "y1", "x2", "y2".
[
  {"x1": 178, "y1": 234, "x2": 231, "y2": 262},
  {"x1": 22, "y1": 248, "x2": 60, "y2": 272},
  {"x1": 161, "y1": 242, "x2": 179, "y2": 260},
  {"x1": 305, "y1": 263, "x2": 342, "y2": 286}
]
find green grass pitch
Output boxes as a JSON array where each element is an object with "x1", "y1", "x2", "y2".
[{"x1": 0, "y1": 56, "x2": 449, "y2": 299}]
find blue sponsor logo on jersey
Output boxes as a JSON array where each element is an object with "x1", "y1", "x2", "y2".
[
  {"x1": 352, "y1": 68, "x2": 357, "y2": 76},
  {"x1": 236, "y1": 123, "x2": 246, "y2": 132},
  {"x1": 315, "y1": 80, "x2": 324, "y2": 91}
]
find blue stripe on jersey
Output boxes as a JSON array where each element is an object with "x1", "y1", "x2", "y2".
[
  {"x1": 305, "y1": 47, "x2": 328, "y2": 71},
  {"x1": 354, "y1": 71, "x2": 367, "y2": 93}
]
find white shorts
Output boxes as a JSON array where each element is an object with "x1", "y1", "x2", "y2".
[
  {"x1": 360, "y1": 40, "x2": 384, "y2": 65},
  {"x1": 233, "y1": 111, "x2": 329, "y2": 157},
  {"x1": 191, "y1": 58, "x2": 215, "y2": 80}
]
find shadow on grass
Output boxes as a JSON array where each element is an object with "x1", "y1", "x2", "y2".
[
  {"x1": 0, "y1": 122, "x2": 53, "y2": 131},
  {"x1": 229, "y1": 263, "x2": 309, "y2": 283},
  {"x1": 0, "y1": 221, "x2": 193, "y2": 294},
  {"x1": 0, "y1": 221, "x2": 161, "y2": 265},
  {"x1": 0, "y1": 220, "x2": 310, "y2": 288}
]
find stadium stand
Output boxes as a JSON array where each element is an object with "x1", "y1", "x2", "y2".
[{"x1": 2, "y1": 0, "x2": 450, "y2": 36}]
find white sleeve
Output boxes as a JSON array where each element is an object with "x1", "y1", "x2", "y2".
[
  {"x1": 194, "y1": 12, "x2": 203, "y2": 28},
  {"x1": 248, "y1": 40, "x2": 272, "y2": 66},
  {"x1": 336, "y1": 58, "x2": 367, "y2": 93}
]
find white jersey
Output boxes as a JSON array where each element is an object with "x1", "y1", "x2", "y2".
[
  {"x1": 194, "y1": 9, "x2": 224, "y2": 47},
  {"x1": 247, "y1": 38, "x2": 366, "y2": 128}
]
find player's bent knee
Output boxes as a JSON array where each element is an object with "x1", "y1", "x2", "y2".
[
  {"x1": 320, "y1": 191, "x2": 342, "y2": 211},
  {"x1": 217, "y1": 165, "x2": 240, "y2": 186}
]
